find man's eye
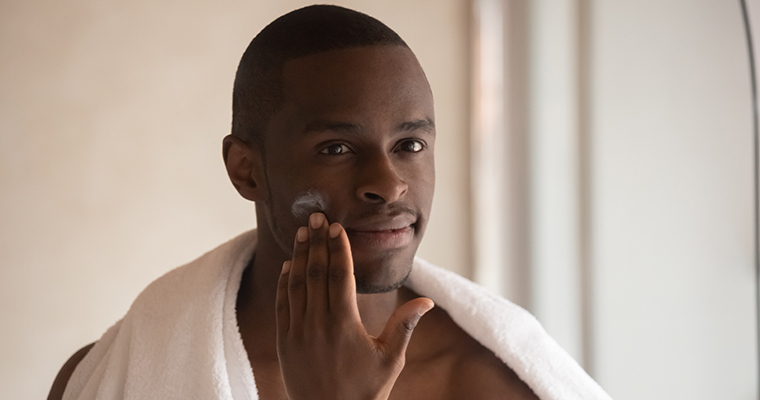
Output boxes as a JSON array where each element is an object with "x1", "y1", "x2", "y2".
[
  {"x1": 399, "y1": 140, "x2": 425, "y2": 153},
  {"x1": 320, "y1": 144, "x2": 351, "y2": 155}
]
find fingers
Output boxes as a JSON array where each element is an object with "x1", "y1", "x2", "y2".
[
  {"x1": 276, "y1": 260, "x2": 291, "y2": 336},
  {"x1": 377, "y1": 298, "x2": 435, "y2": 359},
  {"x1": 327, "y1": 222, "x2": 359, "y2": 319},
  {"x1": 287, "y1": 226, "x2": 309, "y2": 330},
  {"x1": 306, "y1": 213, "x2": 329, "y2": 316},
  {"x1": 285, "y1": 213, "x2": 360, "y2": 333},
  {"x1": 287, "y1": 212, "x2": 340, "y2": 332}
]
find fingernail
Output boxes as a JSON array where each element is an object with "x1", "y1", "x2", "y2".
[
  {"x1": 328, "y1": 223, "x2": 341, "y2": 238},
  {"x1": 309, "y1": 213, "x2": 325, "y2": 229},
  {"x1": 282, "y1": 260, "x2": 291, "y2": 274},
  {"x1": 296, "y1": 226, "x2": 308, "y2": 242}
]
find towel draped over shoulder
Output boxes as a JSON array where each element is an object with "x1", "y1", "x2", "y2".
[{"x1": 63, "y1": 230, "x2": 611, "y2": 400}]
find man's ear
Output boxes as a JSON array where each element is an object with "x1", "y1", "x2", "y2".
[{"x1": 222, "y1": 134, "x2": 266, "y2": 202}]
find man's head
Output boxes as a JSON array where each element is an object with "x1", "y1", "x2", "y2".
[
  {"x1": 224, "y1": 5, "x2": 435, "y2": 293},
  {"x1": 231, "y1": 5, "x2": 409, "y2": 147}
]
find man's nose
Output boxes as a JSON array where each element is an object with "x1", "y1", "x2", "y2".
[{"x1": 355, "y1": 154, "x2": 409, "y2": 203}]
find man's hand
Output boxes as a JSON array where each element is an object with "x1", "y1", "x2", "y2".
[{"x1": 275, "y1": 212, "x2": 434, "y2": 400}]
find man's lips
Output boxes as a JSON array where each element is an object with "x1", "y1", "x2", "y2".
[
  {"x1": 344, "y1": 214, "x2": 416, "y2": 232},
  {"x1": 343, "y1": 215, "x2": 416, "y2": 249}
]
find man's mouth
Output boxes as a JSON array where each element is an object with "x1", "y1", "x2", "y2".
[{"x1": 344, "y1": 215, "x2": 416, "y2": 249}]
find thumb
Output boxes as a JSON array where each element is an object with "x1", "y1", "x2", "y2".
[{"x1": 377, "y1": 297, "x2": 435, "y2": 359}]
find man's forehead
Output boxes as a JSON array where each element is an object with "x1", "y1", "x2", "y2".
[
  {"x1": 279, "y1": 46, "x2": 430, "y2": 92},
  {"x1": 268, "y1": 47, "x2": 432, "y2": 127}
]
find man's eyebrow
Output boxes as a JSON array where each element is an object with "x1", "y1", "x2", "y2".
[
  {"x1": 303, "y1": 118, "x2": 435, "y2": 135},
  {"x1": 303, "y1": 120, "x2": 362, "y2": 134},
  {"x1": 397, "y1": 118, "x2": 435, "y2": 135}
]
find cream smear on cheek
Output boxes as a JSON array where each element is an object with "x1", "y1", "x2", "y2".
[{"x1": 290, "y1": 190, "x2": 330, "y2": 220}]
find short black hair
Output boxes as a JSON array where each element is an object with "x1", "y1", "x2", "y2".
[{"x1": 231, "y1": 5, "x2": 409, "y2": 147}]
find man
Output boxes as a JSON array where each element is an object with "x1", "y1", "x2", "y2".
[{"x1": 49, "y1": 5, "x2": 609, "y2": 400}]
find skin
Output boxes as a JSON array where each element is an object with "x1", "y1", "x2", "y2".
[{"x1": 48, "y1": 45, "x2": 539, "y2": 400}]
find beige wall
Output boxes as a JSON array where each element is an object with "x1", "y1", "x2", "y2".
[
  {"x1": 469, "y1": 0, "x2": 757, "y2": 397},
  {"x1": 589, "y1": 1, "x2": 756, "y2": 398},
  {"x1": 0, "y1": 1, "x2": 471, "y2": 398}
]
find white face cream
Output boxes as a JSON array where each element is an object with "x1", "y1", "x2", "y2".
[{"x1": 290, "y1": 190, "x2": 329, "y2": 220}]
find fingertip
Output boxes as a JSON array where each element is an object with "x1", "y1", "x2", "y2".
[
  {"x1": 296, "y1": 226, "x2": 308, "y2": 243},
  {"x1": 419, "y1": 298, "x2": 435, "y2": 315},
  {"x1": 281, "y1": 260, "x2": 291, "y2": 275},
  {"x1": 309, "y1": 212, "x2": 326, "y2": 229},
  {"x1": 328, "y1": 222, "x2": 342, "y2": 238}
]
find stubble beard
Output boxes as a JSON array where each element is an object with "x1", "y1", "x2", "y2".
[
  {"x1": 354, "y1": 265, "x2": 413, "y2": 294},
  {"x1": 352, "y1": 246, "x2": 417, "y2": 294}
]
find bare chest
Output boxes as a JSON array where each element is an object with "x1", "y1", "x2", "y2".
[{"x1": 249, "y1": 358, "x2": 455, "y2": 400}]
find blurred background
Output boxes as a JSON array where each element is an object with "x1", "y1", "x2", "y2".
[{"x1": 0, "y1": 1, "x2": 756, "y2": 399}]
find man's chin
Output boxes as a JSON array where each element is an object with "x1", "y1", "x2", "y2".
[
  {"x1": 352, "y1": 253, "x2": 415, "y2": 294},
  {"x1": 355, "y1": 268, "x2": 412, "y2": 294}
]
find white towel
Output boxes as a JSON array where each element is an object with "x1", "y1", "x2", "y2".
[{"x1": 64, "y1": 230, "x2": 611, "y2": 400}]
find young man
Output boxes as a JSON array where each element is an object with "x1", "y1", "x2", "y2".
[{"x1": 49, "y1": 5, "x2": 609, "y2": 400}]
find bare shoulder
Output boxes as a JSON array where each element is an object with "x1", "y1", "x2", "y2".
[
  {"x1": 398, "y1": 288, "x2": 539, "y2": 399},
  {"x1": 447, "y1": 340, "x2": 539, "y2": 400},
  {"x1": 47, "y1": 342, "x2": 96, "y2": 400},
  {"x1": 422, "y1": 307, "x2": 537, "y2": 400}
]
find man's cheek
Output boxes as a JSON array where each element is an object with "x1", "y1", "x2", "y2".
[{"x1": 290, "y1": 189, "x2": 331, "y2": 223}]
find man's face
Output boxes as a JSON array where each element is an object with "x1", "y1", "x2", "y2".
[{"x1": 261, "y1": 45, "x2": 435, "y2": 293}]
